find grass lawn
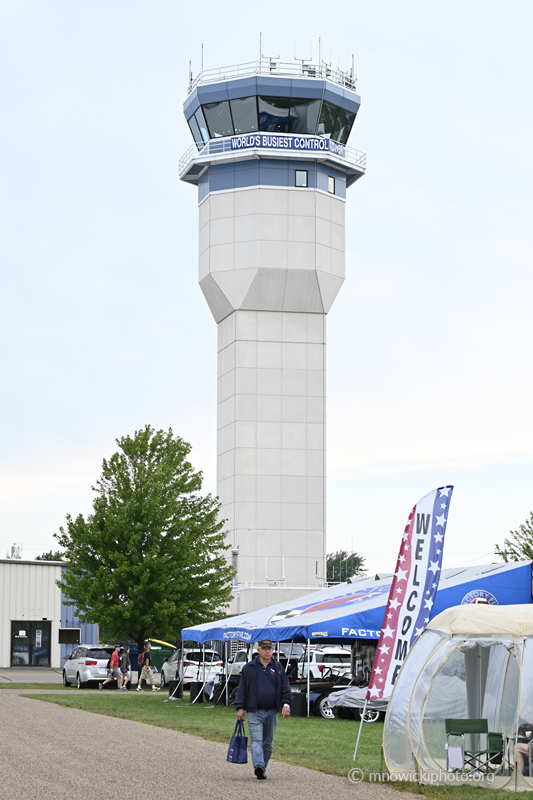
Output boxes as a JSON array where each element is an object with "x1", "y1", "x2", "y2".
[{"x1": 25, "y1": 689, "x2": 521, "y2": 800}]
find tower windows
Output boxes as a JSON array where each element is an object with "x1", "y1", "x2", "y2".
[
  {"x1": 191, "y1": 95, "x2": 357, "y2": 144},
  {"x1": 328, "y1": 176, "x2": 335, "y2": 194},
  {"x1": 317, "y1": 101, "x2": 339, "y2": 139},
  {"x1": 287, "y1": 98, "x2": 321, "y2": 134},
  {"x1": 202, "y1": 100, "x2": 234, "y2": 138},
  {"x1": 257, "y1": 96, "x2": 291, "y2": 132},
  {"x1": 230, "y1": 96, "x2": 258, "y2": 134}
]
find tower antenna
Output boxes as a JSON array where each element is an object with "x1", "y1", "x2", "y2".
[{"x1": 260, "y1": 34, "x2": 279, "y2": 61}]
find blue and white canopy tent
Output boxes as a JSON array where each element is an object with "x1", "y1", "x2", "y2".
[{"x1": 182, "y1": 561, "x2": 532, "y2": 646}]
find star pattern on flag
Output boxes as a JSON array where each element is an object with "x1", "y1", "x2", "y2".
[
  {"x1": 389, "y1": 597, "x2": 400, "y2": 611},
  {"x1": 395, "y1": 567, "x2": 408, "y2": 581},
  {"x1": 428, "y1": 560, "x2": 441, "y2": 575},
  {"x1": 435, "y1": 514, "x2": 447, "y2": 527},
  {"x1": 382, "y1": 624, "x2": 395, "y2": 638},
  {"x1": 434, "y1": 532, "x2": 444, "y2": 543},
  {"x1": 369, "y1": 686, "x2": 381, "y2": 697},
  {"x1": 424, "y1": 597, "x2": 434, "y2": 610},
  {"x1": 414, "y1": 627, "x2": 424, "y2": 637},
  {"x1": 379, "y1": 644, "x2": 390, "y2": 655},
  {"x1": 439, "y1": 487, "x2": 451, "y2": 497}
]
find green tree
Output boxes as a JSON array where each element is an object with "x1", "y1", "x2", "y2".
[
  {"x1": 35, "y1": 549, "x2": 65, "y2": 561},
  {"x1": 55, "y1": 425, "x2": 234, "y2": 654},
  {"x1": 327, "y1": 550, "x2": 366, "y2": 583},
  {"x1": 495, "y1": 512, "x2": 533, "y2": 561}
]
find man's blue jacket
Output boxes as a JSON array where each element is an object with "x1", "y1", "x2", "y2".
[{"x1": 235, "y1": 656, "x2": 293, "y2": 713}]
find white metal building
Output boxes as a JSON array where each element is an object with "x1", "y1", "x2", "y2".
[{"x1": 0, "y1": 559, "x2": 98, "y2": 668}]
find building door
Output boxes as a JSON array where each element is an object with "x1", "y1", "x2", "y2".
[{"x1": 11, "y1": 621, "x2": 51, "y2": 667}]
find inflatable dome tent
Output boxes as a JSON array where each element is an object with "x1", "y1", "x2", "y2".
[{"x1": 384, "y1": 605, "x2": 533, "y2": 790}]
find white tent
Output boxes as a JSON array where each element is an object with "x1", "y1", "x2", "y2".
[{"x1": 384, "y1": 604, "x2": 533, "y2": 790}]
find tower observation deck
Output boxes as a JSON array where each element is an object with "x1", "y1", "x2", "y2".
[{"x1": 180, "y1": 59, "x2": 365, "y2": 613}]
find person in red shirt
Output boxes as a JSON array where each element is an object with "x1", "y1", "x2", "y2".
[{"x1": 99, "y1": 644, "x2": 124, "y2": 691}]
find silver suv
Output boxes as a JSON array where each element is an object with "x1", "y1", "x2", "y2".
[
  {"x1": 63, "y1": 645, "x2": 116, "y2": 689},
  {"x1": 228, "y1": 643, "x2": 305, "y2": 676},
  {"x1": 161, "y1": 648, "x2": 223, "y2": 688}
]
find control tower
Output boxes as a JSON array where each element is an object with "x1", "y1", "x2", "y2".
[{"x1": 180, "y1": 59, "x2": 365, "y2": 613}]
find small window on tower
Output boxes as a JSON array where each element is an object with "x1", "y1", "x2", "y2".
[
  {"x1": 328, "y1": 176, "x2": 335, "y2": 194},
  {"x1": 295, "y1": 170, "x2": 308, "y2": 188}
]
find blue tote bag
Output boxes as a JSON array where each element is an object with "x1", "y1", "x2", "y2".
[{"x1": 227, "y1": 720, "x2": 248, "y2": 764}]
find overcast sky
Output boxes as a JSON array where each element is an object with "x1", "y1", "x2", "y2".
[{"x1": 1, "y1": 1, "x2": 532, "y2": 575}]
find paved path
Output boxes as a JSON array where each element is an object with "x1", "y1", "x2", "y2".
[
  {"x1": 0, "y1": 667, "x2": 65, "y2": 683},
  {"x1": 0, "y1": 667, "x2": 143, "y2": 684},
  {"x1": 0, "y1": 690, "x2": 417, "y2": 800}
]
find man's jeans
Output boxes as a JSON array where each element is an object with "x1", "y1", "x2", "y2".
[{"x1": 247, "y1": 709, "x2": 278, "y2": 770}]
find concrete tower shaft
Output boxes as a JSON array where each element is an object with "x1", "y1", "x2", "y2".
[{"x1": 180, "y1": 61, "x2": 365, "y2": 611}]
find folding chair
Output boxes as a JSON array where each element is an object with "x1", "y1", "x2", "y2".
[{"x1": 445, "y1": 719, "x2": 505, "y2": 775}]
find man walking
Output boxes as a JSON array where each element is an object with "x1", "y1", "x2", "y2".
[
  {"x1": 120, "y1": 646, "x2": 131, "y2": 690},
  {"x1": 99, "y1": 644, "x2": 123, "y2": 691},
  {"x1": 136, "y1": 641, "x2": 160, "y2": 692},
  {"x1": 235, "y1": 639, "x2": 292, "y2": 780}
]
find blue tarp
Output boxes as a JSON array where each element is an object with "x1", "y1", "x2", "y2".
[{"x1": 182, "y1": 561, "x2": 532, "y2": 644}]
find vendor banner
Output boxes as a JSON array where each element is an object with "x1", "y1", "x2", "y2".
[{"x1": 366, "y1": 485, "x2": 454, "y2": 700}]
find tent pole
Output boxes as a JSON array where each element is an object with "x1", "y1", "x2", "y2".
[
  {"x1": 353, "y1": 697, "x2": 368, "y2": 761},
  {"x1": 225, "y1": 641, "x2": 228, "y2": 706},
  {"x1": 286, "y1": 640, "x2": 294, "y2": 673},
  {"x1": 179, "y1": 644, "x2": 184, "y2": 701},
  {"x1": 307, "y1": 638, "x2": 310, "y2": 717}
]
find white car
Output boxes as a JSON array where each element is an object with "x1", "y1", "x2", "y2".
[
  {"x1": 63, "y1": 644, "x2": 116, "y2": 689},
  {"x1": 227, "y1": 643, "x2": 305, "y2": 676},
  {"x1": 161, "y1": 648, "x2": 223, "y2": 688},
  {"x1": 298, "y1": 647, "x2": 352, "y2": 679}
]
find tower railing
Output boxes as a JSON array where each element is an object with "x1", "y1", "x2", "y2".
[
  {"x1": 188, "y1": 59, "x2": 357, "y2": 95},
  {"x1": 178, "y1": 137, "x2": 367, "y2": 179}
]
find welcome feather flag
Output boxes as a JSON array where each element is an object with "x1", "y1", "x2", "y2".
[{"x1": 366, "y1": 485, "x2": 454, "y2": 700}]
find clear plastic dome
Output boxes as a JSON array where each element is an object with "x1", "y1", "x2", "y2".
[{"x1": 384, "y1": 605, "x2": 533, "y2": 790}]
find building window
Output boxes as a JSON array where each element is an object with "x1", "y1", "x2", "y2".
[
  {"x1": 328, "y1": 176, "x2": 335, "y2": 194},
  {"x1": 317, "y1": 100, "x2": 339, "y2": 139},
  {"x1": 295, "y1": 170, "x2": 308, "y2": 188},
  {"x1": 59, "y1": 628, "x2": 81, "y2": 645},
  {"x1": 202, "y1": 100, "x2": 234, "y2": 138},
  {"x1": 187, "y1": 114, "x2": 204, "y2": 150},
  {"x1": 230, "y1": 96, "x2": 258, "y2": 133}
]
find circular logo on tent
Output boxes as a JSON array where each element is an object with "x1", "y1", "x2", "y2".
[{"x1": 461, "y1": 590, "x2": 498, "y2": 606}]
